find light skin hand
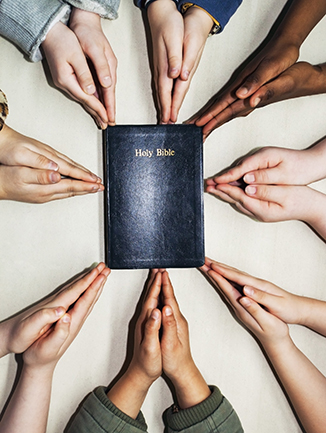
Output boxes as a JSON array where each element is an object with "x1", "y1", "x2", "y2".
[
  {"x1": 208, "y1": 145, "x2": 326, "y2": 187},
  {"x1": 160, "y1": 271, "x2": 211, "y2": 409},
  {"x1": 0, "y1": 124, "x2": 104, "y2": 203},
  {"x1": 200, "y1": 257, "x2": 326, "y2": 433},
  {"x1": 148, "y1": 0, "x2": 184, "y2": 124},
  {"x1": 107, "y1": 270, "x2": 162, "y2": 419},
  {"x1": 42, "y1": 21, "x2": 109, "y2": 128},
  {"x1": 0, "y1": 263, "x2": 110, "y2": 359},
  {"x1": 169, "y1": 6, "x2": 213, "y2": 123},
  {"x1": 199, "y1": 258, "x2": 291, "y2": 351},
  {"x1": 69, "y1": 8, "x2": 117, "y2": 126},
  {"x1": 0, "y1": 263, "x2": 109, "y2": 433}
]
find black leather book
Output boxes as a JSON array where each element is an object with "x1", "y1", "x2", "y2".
[{"x1": 104, "y1": 124, "x2": 204, "y2": 269}]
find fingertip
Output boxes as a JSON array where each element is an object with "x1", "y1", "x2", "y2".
[
  {"x1": 243, "y1": 173, "x2": 255, "y2": 184},
  {"x1": 61, "y1": 313, "x2": 71, "y2": 324},
  {"x1": 151, "y1": 308, "x2": 161, "y2": 321},
  {"x1": 101, "y1": 75, "x2": 112, "y2": 88},
  {"x1": 50, "y1": 171, "x2": 61, "y2": 184},
  {"x1": 251, "y1": 97, "x2": 261, "y2": 108},
  {"x1": 169, "y1": 67, "x2": 180, "y2": 79},
  {"x1": 85, "y1": 84, "x2": 96, "y2": 95},
  {"x1": 245, "y1": 185, "x2": 257, "y2": 196},
  {"x1": 180, "y1": 69, "x2": 190, "y2": 81},
  {"x1": 55, "y1": 306, "x2": 66, "y2": 317},
  {"x1": 243, "y1": 286, "x2": 254, "y2": 297},
  {"x1": 236, "y1": 86, "x2": 249, "y2": 99},
  {"x1": 239, "y1": 297, "x2": 252, "y2": 307},
  {"x1": 48, "y1": 161, "x2": 59, "y2": 171},
  {"x1": 164, "y1": 305, "x2": 173, "y2": 317}
]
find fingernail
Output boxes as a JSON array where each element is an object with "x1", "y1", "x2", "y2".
[
  {"x1": 85, "y1": 84, "x2": 96, "y2": 95},
  {"x1": 62, "y1": 314, "x2": 71, "y2": 323},
  {"x1": 55, "y1": 307, "x2": 65, "y2": 317},
  {"x1": 244, "y1": 173, "x2": 255, "y2": 183},
  {"x1": 170, "y1": 67, "x2": 178, "y2": 75},
  {"x1": 151, "y1": 309, "x2": 160, "y2": 320},
  {"x1": 90, "y1": 173, "x2": 98, "y2": 181},
  {"x1": 243, "y1": 286, "x2": 254, "y2": 296},
  {"x1": 240, "y1": 297, "x2": 251, "y2": 307},
  {"x1": 50, "y1": 172, "x2": 60, "y2": 183},
  {"x1": 237, "y1": 86, "x2": 248, "y2": 97},
  {"x1": 92, "y1": 186, "x2": 100, "y2": 192},
  {"x1": 48, "y1": 161, "x2": 58, "y2": 171},
  {"x1": 183, "y1": 70, "x2": 189, "y2": 79},
  {"x1": 253, "y1": 97, "x2": 261, "y2": 107},
  {"x1": 246, "y1": 185, "x2": 256, "y2": 195},
  {"x1": 165, "y1": 306, "x2": 173, "y2": 316},
  {"x1": 102, "y1": 76, "x2": 112, "y2": 87}
]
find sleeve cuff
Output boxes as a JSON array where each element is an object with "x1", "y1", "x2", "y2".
[
  {"x1": 0, "y1": 0, "x2": 71, "y2": 62},
  {"x1": 63, "y1": 0, "x2": 119, "y2": 19},
  {"x1": 163, "y1": 385, "x2": 223, "y2": 430}
]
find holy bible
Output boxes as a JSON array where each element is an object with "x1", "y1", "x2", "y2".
[{"x1": 104, "y1": 124, "x2": 204, "y2": 269}]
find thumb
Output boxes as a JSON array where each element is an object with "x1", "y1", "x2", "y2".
[
  {"x1": 143, "y1": 309, "x2": 161, "y2": 346},
  {"x1": 43, "y1": 314, "x2": 71, "y2": 357},
  {"x1": 243, "y1": 166, "x2": 280, "y2": 185},
  {"x1": 21, "y1": 167, "x2": 61, "y2": 185},
  {"x1": 243, "y1": 286, "x2": 277, "y2": 311},
  {"x1": 12, "y1": 148, "x2": 59, "y2": 171},
  {"x1": 161, "y1": 305, "x2": 178, "y2": 343},
  {"x1": 165, "y1": 34, "x2": 183, "y2": 79}
]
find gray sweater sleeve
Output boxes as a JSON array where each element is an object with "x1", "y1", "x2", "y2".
[
  {"x1": 65, "y1": 386, "x2": 148, "y2": 433},
  {"x1": 163, "y1": 386, "x2": 244, "y2": 433},
  {"x1": 63, "y1": 0, "x2": 120, "y2": 19},
  {"x1": 0, "y1": 0, "x2": 71, "y2": 62}
]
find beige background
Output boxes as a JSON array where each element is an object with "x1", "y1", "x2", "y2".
[{"x1": 1, "y1": 0, "x2": 326, "y2": 431}]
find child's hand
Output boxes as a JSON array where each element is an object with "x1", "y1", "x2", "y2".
[
  {"x1": 160, "y1": 271, "x2": 211, "y2": 409},
  {"x1": 209, "y1": 146, "x2": 322, "y2": 187},
  {"x1": 0, "y1": 263, "x2": 110, "y2": 359},
  {"x1": 188, "y1": 39, "x2": 299, "y2": 138},
  {"x1": 147, "y1": 0, "x2": 184, "y2": 124},
  {"x1": 169, "y1": 6, "x2": 213, "y2": 123},
  {"x1": 207, "y1": 180, "x2": 322, "y2": 223},
  {"x1": 22, "y1": 263, "x2": 110, "y2": 370},
  {"x1": 200, "y1": 259, "x2": 291, "y2": 351},
  {"x1": 0, "y1": 125, "x2": 103, "y2": 203},
  {"x1": 42, "y1": 21, "x2": 109, "y2": 129},
  {"x1": 69, "y1": 9, "x2": 117, "y2": 127},
  {"x1": 127, "y1": 270, "x2": 162, "y2": 387}
]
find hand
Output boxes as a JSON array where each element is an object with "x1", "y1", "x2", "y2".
[
  {"x1": 210, "y1": 146, "x2": 324, "y2": 187},
  {"x1": 207, "y1": 178, "x2": 323, "y2": 223},
  {"x1": 69, "y1": 8, "x2": 117, "y2": 126},
  {"x1": 22, "y1": 263, "x2": 110, "y2": 370},
  {"x1": 169, "y1": 6, "x2": 213, "y2": 123},
  {"x1": 127, "y1": 270, "x2": 162, "y2": 386},
  {"x1": 0, "y1": 125, "x2": 103, "y2": 203},
  {"x1": 42, "y1": 21, "x2": 109, "y2": 129},
  {"x1": 0, "y1": 263, "x2": 110, "y2": 359},
  {"x1": 147, "y1": 0, "x2": 184, "y2": 123},
  {"x1": 200, "y1": 258, "x2": 291, "y2": 351},
  {"x1": 189, "y1": 38, "x2": 300, "y2": 138},
  {"x1": 148, "y1": 2, "x2": 212, "y2": 124},
  {"x1": 160, "y1": 271, "x2": 210, "y2": 409}
]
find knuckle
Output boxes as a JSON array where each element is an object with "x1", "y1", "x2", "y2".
[{"x1": 264, "y1": 87, "x2": 275, "y2": 101}]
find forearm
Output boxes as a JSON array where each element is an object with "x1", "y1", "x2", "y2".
[
  {"x1": 297, "y1": 296, "x2": 326, "y2": 336},
  {"x1": 107, "y1": 369, "x2": 152, "y2": 419},
  {"x1": 265, "y1": 339, "x2": 326, "y2": 433},
  {"x1": 303, "y1": 188, "x2": 326, "y2": 241},
  {"x1": 274, "y1": 0, "x2": 326, "y2": 47},
  {"x1": 303, "y1": 134, "x2": 326, "y2": 182},
  {"x1": 0, "y1": 365, "x2": 53, "y2": 433},
  {"x1": 170, "y1": 364, "x2": 211, "y2": 409}
]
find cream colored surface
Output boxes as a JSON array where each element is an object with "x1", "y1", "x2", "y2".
[{"x1": 1, "y1": 0, "x2": 326, "y2": 432}]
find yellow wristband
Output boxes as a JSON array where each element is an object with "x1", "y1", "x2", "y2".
[{"x1": 181, "y1": 2, "x2": 220, "y2": 30}]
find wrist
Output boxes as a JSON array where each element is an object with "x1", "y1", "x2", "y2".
[
  {"x1": 184, "y1": 6, "x2": 214, "y2": 35},
  {"x1": 70, "y1": 8, "x2": 101, "y2": 28}
]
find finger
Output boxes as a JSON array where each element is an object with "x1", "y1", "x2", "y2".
[
  {"x1": 102, "y1": 83, "x2": 116, "y2": 127},
  {"x1": 236, "y1": 57, "x2": 288, "y2": 100},
  {"x1": 71, "y1": 51, "x2": 96, "y2": 96},
  {"x1": 86, "y1": 46, "x2": 113, "y2": 90},
  {"x1": 238, "y1": 297, "x2": 270, "y2": 332},
  {"x1": 165, "y1": 35, "x2": 183, "y2": 79},
  {"x1": 157, "y1": 73, "x2": 173, "y2": 124},
  {"x1": 143, "y1": 272, "x2": 162, "y2": 312},
  {"x1": 180, "y1": 33, "x2": 201, "y2": 81},
  {"x1": 243, "y1": 285, "x2": 281, "y2": 311},
  {"x1": 161, "y1": 304, "x2": 178, "y2": 342},
  {"x1": 161, "y1": 271, "x2": 182, "y2": 319},
  {"x1": 20, "y1": 306, "x2": 66, "y2": 348},
  {"x1": 206, "y1": 269, "x2": 243, "y2": 306},
  {"x1": 43, "y1": 314, "x2": 71, "y2": 355},
  {"x1": 20, "y1": 167, "x2": 61, "y2": 185},
  {"x1": 11, "y1": 147, "x2": 59, "y2": 172},
  {"x1": 142, "y1": 308, "x2": 161, "y2": 346},
  {"x1": 55, "y1": 263, "x2": 105, "y2": 310},
  {"x1": 245, "y1": 184, "x2": 284, "y2": 204},
  {"x1": 60, "y1": 73, "x2": 108, "y2": 127},
  {"x1": 170, "y1": 78, "x2": 190, "y2": 123}
]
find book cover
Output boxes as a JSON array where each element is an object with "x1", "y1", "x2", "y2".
[{"x1": 104, "y1": 124, "x2": 204, "y2": 269}]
